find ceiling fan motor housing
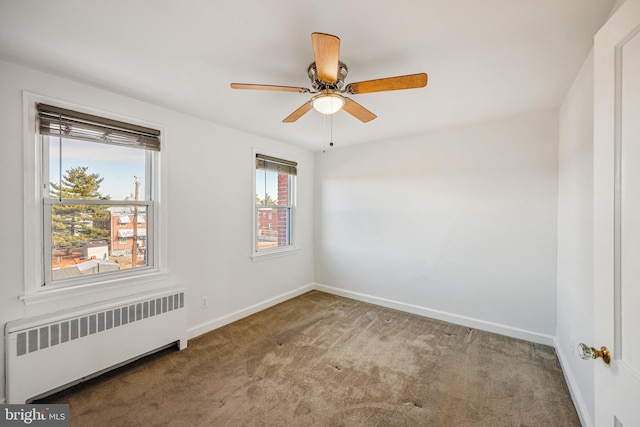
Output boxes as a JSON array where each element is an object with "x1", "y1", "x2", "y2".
[{"x1": 308, "y1": 61, "x2": 348, "y2": 91}]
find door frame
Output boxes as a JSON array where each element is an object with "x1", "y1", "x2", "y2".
[{"x1": 593, "y1": 0, "x2": 640, "y2": 424}]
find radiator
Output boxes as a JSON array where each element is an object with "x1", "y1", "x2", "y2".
[{"x1": 5, "y1": 287, "x2": 187, "y2": 403}]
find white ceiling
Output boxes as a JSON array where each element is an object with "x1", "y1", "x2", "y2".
[{"x1": 0, "y1": 0, "x2": 615, "y2": 151}]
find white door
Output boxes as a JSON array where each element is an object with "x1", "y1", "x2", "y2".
[{"x1": 593, "y1": 0, "x2": 640, "y2": 425}]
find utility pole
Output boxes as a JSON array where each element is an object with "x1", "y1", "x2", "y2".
[{"x1": 131, "y1": 177, "x2": 140, "y2": 268}]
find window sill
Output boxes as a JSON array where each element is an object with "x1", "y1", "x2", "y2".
[
  {"x1": 251, "y1": 246, "x2": 300, "y2": 262},
  {"x1": 20, "y1": 271, "x2": 174, "y2": 306}
]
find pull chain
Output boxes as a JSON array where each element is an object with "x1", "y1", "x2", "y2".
[
  {"x1": 322, "y1": 111, "x2": 335, "y2": 153},
  {"x1": 330, "y1": 112, "x2": 334, "y2": 148},
  {"x1": 323, "y1": 113, "x2": 327, "y2": 153}
]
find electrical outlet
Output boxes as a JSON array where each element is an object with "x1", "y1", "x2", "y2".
[{"x1": 201, "y1": 296, "x2": 208, "y2": 309}]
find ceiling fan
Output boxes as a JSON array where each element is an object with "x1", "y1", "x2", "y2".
[{"x1": 230, "y1": 32, "x2": 428, "y2": 123}]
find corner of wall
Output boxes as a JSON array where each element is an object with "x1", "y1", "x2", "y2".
[{"x1": 556, "y1": 45, "x2": 595, "y2": 426}]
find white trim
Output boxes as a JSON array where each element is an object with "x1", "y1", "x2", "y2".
[
  {"x1": 21, "y1": 91, "x2": 169, "y2": 301},
  {"x1": 188, "y1": 282, "x2": 556, "y2": 346},
  {"x1": 187, "y1": 284, "x2": 314, "y2": 339},
  {"x1": 312, "y1": 283, "x2": 556, "y2": 346},
  {"x1": 23, "y1": 91, "x2": 44, "y2": 298},
  {"x1": 251, "y1": 147, "x2": 300, "y2": 257},
  {"x1": 250, "y1": 246, "x2": 301, "y2": 261},
  {"x1": 555, "y1": 337, "x2": 594, "y2": 427},
  {"x1": 19, "y1": 272, "x2": 174, "y2": 306}
]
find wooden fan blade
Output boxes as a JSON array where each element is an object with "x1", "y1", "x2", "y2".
[
  {"x1": 342, "y1": 98, "x2": 377, "y2": 123},
  {"x1": 283, "y1": 102, "x2": 313, "y2": 123},
  {"x1": 311, "y1": 32, "x2": 340, "y2": 83},
  {"x1": 345, "y1": 73, "x2": 428, "y2": 94},
  {"x1": 230, "y1": 83, "x2": 309, "y2": 93}
]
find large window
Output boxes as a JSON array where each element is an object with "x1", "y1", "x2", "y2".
[
  {"x1": 37, "y1": 103, "x2": 160, "y2": 287},
  {"x1": 254, "y1": 153, "x2": 297, "y2": 254}
]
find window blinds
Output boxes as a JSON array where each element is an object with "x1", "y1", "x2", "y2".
[
  {"x1": 255, "y1": 154, "x2": 297, "y2": 176},
  {"x1": 36, "y1": 103, "x2": 160, "y2": 151}
]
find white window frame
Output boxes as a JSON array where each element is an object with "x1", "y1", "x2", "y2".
[
  {"x1": 251, "y1": 148, "x2": 298, "y2": 260},
  {"x1": 22, "y1": 92, "x2": 168, "y2": 303}
]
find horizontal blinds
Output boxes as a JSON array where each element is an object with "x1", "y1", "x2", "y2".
[
  {"x1": 256, "y1": 154, "x2": 297, "y2": 176},
  {"x1": 37, "y1": 103, "x2": 160, "y2": 151}
]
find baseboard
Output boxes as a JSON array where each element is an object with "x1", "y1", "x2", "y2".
[
  {"x1": 187, "y1": 284, "x2": 314, "y2": 339},
  {"x1": 186, "y1": 282, "x2": 555, "y2": 346},
  {"x1": 0, "y1": 397, "x2": 5, "y2": 404},
  {"x1": 554, "y1": 337, "x2": 593, "y2": 427},
  {"x1": 312, "y1": 283, "x2": 555, "y2": 346}
]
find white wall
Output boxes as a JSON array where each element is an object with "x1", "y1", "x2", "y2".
[
  {"x1": 556, "y1": 51, "x2": 595, "y2": 426},
  {"x1": 314, "y1": 110, "x2": 559, "y2": 342},
  {"x1": 0, "y1": 59, "x2": 315, "y2": 401},
  {"x1": 0, "y1": 51, "x2": 600, "y2": 414}
]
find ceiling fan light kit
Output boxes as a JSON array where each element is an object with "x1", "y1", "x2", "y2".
[
  {"x1": 312, "y1": 93, "x2": 345, "y2": 114},
  {"x1": 230, "y1": 32, "x2": 428, "y2": 123}
]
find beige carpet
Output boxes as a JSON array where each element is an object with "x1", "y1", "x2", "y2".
[{"x1": 39, "y1": 291, "x2": 580, "y2": 426}]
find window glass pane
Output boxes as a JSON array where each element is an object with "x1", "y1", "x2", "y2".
[
  {"x1": 49, "y1": 137, "x2": 147, "y2": 201},
  {"x1": 50, "y1": 204, "x2": 149, "y2": 281},
  {"x1": 256, "y1": 206, "x2": 290, "y2": 249},
  {"x1": 255, "y1": 154, "x2": 294, "y2": 253},
  {"x1": 256, "y1": 168, "x2": 280, "y2": 205}
]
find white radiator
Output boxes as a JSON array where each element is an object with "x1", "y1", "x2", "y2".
[{"x1": 5, "y1": 287, "x2": 187, "y2": 403}]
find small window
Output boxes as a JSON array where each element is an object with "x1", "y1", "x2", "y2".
[
  {"x1": 37, "y1": 103, "x2": 160, "y2": 287},
  {"x1": 254, "y1": 153, "x2": 296, "y2": 254}
]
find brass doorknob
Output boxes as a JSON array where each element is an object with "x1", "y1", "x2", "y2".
[{"x1": 578, "y1": 343, "x2": 610, "y2": 364}]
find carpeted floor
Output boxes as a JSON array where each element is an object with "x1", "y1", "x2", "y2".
[{"x1": 39, "y1": 291, "x2": 580, "y2": 426}]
